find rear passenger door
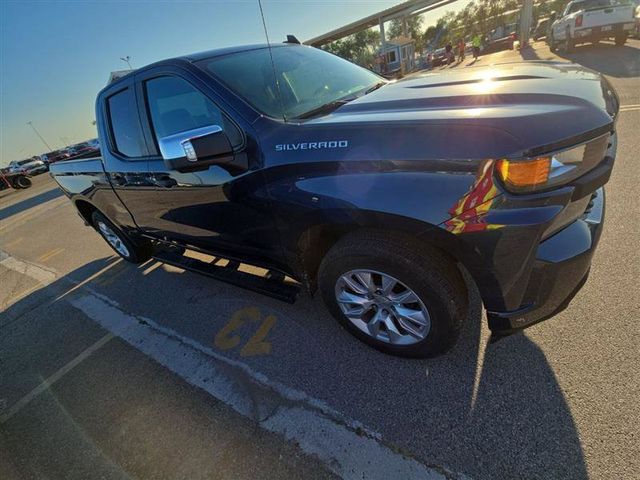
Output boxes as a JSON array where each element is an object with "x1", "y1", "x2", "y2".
[
  {"x1": 98, "y1": 76, "x2": 158, "y2": 232},
  {"x1": 133, "y1": 66, "x2": 282, "y2": 266}
]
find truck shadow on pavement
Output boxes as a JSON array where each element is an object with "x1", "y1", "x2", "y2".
[
  {"x1": 1, "y1": 257, "x2": 588, "y2": 480},
  {"x1": 521, "y1": 41, "x2": 640, "y2": 78},
  {"x1": 0, "y1": 187, "x2": 63, "y2": 221}
]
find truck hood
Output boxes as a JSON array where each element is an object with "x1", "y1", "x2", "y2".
[{"x1": 307, "y1": 61, "x2": 617, "y2": 158}]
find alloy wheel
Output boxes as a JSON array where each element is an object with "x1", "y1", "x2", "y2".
[
  {"x1": 97, "y1": 221, "x2": 130, "y2": 258},
  {"x1": 335, "y1": 269, "x2": 431, "y2": 345}
]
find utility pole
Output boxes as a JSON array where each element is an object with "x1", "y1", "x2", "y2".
[
  {"x1": 26, "y1": 121, "x2": 53, "y2": 151},
  {"x1": 120, "y1": 55, "x2": 133, "y2": 69}
]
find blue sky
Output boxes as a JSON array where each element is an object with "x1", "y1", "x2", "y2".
[{"x1": 0, "y1": 0, "x2": 470, "y2": 166}]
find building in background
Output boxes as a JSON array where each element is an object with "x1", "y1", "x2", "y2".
[{"x1": 378, "y1": 36, "x2": 415, "y2": 75}]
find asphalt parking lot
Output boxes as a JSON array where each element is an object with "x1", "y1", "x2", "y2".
[{"x1": 1, "y1": 39, "x2": 639, "y2": 480}]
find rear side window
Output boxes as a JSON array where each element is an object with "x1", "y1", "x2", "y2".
[
  {"x1": 144, "y1": 76, "x2": 242, "y2": 148},
  {"x1": 106, "y1": 88, "x2": 146, "y2": 158}
]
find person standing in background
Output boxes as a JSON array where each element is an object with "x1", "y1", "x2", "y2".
[{"x1": 472, "y1": 33, "x2": 481, "y2": 60}]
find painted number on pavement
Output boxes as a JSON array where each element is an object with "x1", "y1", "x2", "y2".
[{"x1": 214, "y1": 306, "x2": 276, "y2": 357}]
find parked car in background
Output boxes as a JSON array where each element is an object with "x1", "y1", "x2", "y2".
[
  {"x1": 431, "y1": 47, "x2": 448, "y2": 66},
  {"x1": 549, "y1": 0, "x2": 636, "y2": 52},
  {"x1": 69, "y1": 144, "x2": 99, "y2": 158},
  {"x1": 483, "y1": 24, "x2": 517, "y2": 54},
  {"x1": 532, "y1": 17, "x2": 551, "y2": 40},
  {"x1": 8, "y1": 157, "x2": 48, "y2": 175},
  {"x1": 41, "y1": 149, "x2": 71, "y2": 164},
  {"x1": 0, "y1": 170, "x2": 32, "y2": 190}
]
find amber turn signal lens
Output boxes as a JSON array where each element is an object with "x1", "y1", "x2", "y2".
[{"x1": 497, "y1": 157, "x2": 551, "y2": 189}]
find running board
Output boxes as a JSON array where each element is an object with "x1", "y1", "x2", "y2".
[{"x1": 152, "y1": 250, "x2": 300, "y2": 304}]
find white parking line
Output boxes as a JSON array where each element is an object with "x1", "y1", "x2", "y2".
[
  {"x1": 1, "y1": 251, "x2": 468, "y2": 478},
  {"x1": 70, "y1": 292, "x2": 468, "y2": 480},
  {"x1": 0, "y1": 333, "x2": 113, "y2": 424},
  {"x1": 0, "y1": 252, "x2": 57, "y2": 285}
]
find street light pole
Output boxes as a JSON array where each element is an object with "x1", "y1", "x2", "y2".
[
  {"x1": 26, "y1": 121, "x2": 53, "y2": 151},
  {"x1": 120, "y1": 55, "x2": 133, "y2": 69}
]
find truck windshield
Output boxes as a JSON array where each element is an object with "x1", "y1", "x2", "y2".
[{"x1": 199, "y1": 45, "x2": 383, "y2": 120}]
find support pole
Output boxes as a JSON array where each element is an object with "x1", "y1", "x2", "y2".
[
  {"x1": 379, "y1": 17, "x2": 387, "y2": 73},
  {"x1": 519, "y1": 0, "x2": 534, "y2": 47}
]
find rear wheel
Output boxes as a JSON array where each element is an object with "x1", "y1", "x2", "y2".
[
  {"x1": 615, "y1": 35, "x2": 626, "y2": 46},
  {"x1": 12, "y1": 176, "x2": 31, "y2": 189},
  {"x1": 318, "y1": 231, "x2": 467, "y2": 358},
  {"x1": 91, "y1": 211, "x2": 153, "y2": 263}
]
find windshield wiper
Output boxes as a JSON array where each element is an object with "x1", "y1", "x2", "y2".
[
  {"x1": 295, "y1": 98, "x2": 354, "y2": 120},
  {"x1": 364, "y1": 81, "x2": 386, "y2": 95},
  {"x1": 294, "y1": 82, "x2": 386, "y2": 120}
]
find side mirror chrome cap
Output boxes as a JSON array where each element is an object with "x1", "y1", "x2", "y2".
[{"x1": 158, "y1": 125, "x2": 223, "y2": 161}]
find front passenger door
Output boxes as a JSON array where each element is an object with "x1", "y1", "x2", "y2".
[{"x1": 135, "y1": 69, "x2": 283, "y2": 268}]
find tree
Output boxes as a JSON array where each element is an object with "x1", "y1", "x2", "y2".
[
  {"x1": 322, "y1": 28, "x2": 380, "y2": 67},
  {"x1": 387, "y1": 15, "x2": 424, "y2": 44}
]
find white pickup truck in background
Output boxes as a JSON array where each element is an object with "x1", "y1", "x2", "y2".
[{"x1": 549, "y1": 0, "x2": 636, "y2": 52}]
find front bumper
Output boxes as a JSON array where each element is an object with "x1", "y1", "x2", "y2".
[{"x1": 487, "y1": 187, "x2": 605, "y2": 334}]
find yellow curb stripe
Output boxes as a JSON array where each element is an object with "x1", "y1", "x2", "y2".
[{"x1": 36, "y1": 247, "x2": 65, "y2": 263}]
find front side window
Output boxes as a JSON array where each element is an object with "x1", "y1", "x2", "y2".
[
  {"x1": 144, "y1": 76, "x2": 242, "y2": 148},
  {"x1": 200, "y1": 45, "x2": 382, "y2": 120},
  {"x1": 106, "y1": 88, "x2": 146, "y2": 158}
]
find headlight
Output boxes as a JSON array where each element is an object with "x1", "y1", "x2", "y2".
[{"x1": 497, "y1": 134, "x2": 609, "y2": 193}]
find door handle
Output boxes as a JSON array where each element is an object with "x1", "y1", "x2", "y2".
[{"x1": 152, "y1": 175, "x2": 178, "y2": 188}]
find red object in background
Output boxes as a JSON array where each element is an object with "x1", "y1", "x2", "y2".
[{"x1": 0, "y1": 173, "x2": 10, "y2": 189}]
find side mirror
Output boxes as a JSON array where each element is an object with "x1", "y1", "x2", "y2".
[{"x1": 158, "y1": 125, "x2": 234, "y2": 171}]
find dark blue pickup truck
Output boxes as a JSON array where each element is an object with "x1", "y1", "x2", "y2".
[{"x1": 50, "y1": 42, "x2": 618, "y2": 357}]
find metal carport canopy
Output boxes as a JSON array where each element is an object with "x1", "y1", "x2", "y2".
[{"x1": 304, "y1": 0, "x2": 459, "y2": 47}]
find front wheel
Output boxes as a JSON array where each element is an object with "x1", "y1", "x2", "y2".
[
  {"x1": 12, "y1": 175, "x2": 31, "y2": 189},
  {"x1": 565, "y1": 28, "x2": 575, "y2": 52},
  {"x1": 549, "y1": 32, "x2": 557, "y2": 52},
  {"x1": 318, "y1": 231, "x2": 468, "y2": 358},
  {"x1": 615, "y1": 35, "x2": 626, "y2": 46},
  {"x1": 91, "y1": 211, "x2": 153, "y2": 263}
]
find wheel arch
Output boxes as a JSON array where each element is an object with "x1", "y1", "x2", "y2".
[
  {"x1": 74, "y1": 198, "x2": 99, "y2": 225},
  {"x1": 295, "y1": 211, "x2": 501, "y2": 310}
]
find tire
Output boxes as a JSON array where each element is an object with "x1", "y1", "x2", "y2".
[
  {"x1": 318, "y1": 230, "x2": 468, "y2": 358},
  {"x1": 615, "y1": 35, "x2": 626, "y2": 46},
  {"x1": 91, "y1": 211, "x2": 153, "y2": 263},
  {"x1": 565, "y1": 28, "x2": 575, "y2": 52},
  {"x1": 549, "y1": 32, "x2": 557, "y2": 52},
  {"x1": 12, "y1": 176, "x2": 31, "y2": 189}
]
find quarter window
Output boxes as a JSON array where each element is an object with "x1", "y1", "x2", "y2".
[
  {"x1": 144, "y1": 76, "x2": 242, "y2": 148},
  {"x1": 107, "y1": 88, "x2": 147, "y2": 158}
]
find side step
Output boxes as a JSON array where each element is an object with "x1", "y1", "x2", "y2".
[{"x1": 152, "y1": 250, "x2": 300, "y2": 304}]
